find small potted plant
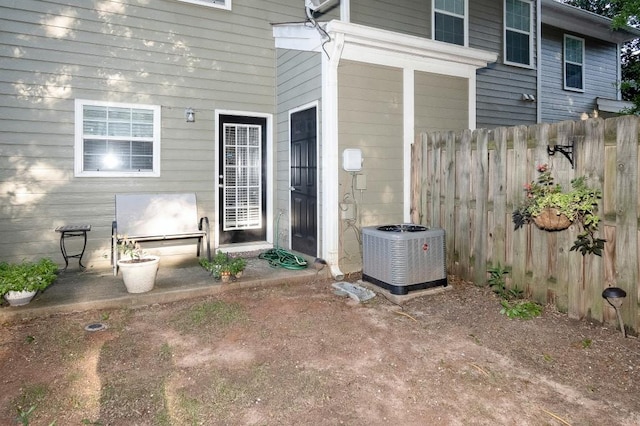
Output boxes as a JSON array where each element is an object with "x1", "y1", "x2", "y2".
[
  {"x1": 199, "y1": 251, "x2": 247, "y2": 282},
  {"x1": 116, "y1": 235, "x2": 159, "y2": 293},
  {"x1": 0, "y1": 258, "x2": 58, "y2": 306},
  {"x1": 229, "y1": 257, "x2": 247, "y2": 278},
  {"x1": 219, "y1": 263, "x2": 233, "y2": 283},
  {"x1": 512, "y1": 164, "x2": 605, "y2": 256}
]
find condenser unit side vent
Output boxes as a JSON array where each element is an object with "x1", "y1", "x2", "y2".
[{"x1": 362, "y1": 224, "x2": 447, "y2": 295}]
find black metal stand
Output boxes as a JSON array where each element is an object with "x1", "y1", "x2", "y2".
[{"x1": 55, "y1": 225, "x2": 91, "y2": 271}]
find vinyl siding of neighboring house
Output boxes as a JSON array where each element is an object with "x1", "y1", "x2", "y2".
[
  {"x1": 471, "y1": 0, "x2": 538, "y2": 129},
  {"x1": 275, "y1": 49, "x2": 322, "y2": 249},
  {"x1": 0, "y1": 0, "x2": 303, "y2": 265},
  {"x1": 540, "y1": 24, "x2": 620, "y2": 123},
  {"x1": 337, "y1": 60, "x2": 404, "y2": 273}
]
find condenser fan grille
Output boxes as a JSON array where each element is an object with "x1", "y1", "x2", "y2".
[{"x1": 376, "y1": 224, "x2": 428, "y2": 233}]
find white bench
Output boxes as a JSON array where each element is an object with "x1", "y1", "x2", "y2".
[{"x1": 111, "y1": 193, "x2": 211, "y2": 275}]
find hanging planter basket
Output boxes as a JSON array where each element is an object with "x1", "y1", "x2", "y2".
[{"x1": 532, "y1": 208, "x2": 572, "y2": 231}]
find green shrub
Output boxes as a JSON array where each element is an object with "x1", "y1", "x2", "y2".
[{"x1": 0, "y1": 258, "x2": 58, "y2": 295}]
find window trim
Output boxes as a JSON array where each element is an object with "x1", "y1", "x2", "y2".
[
  {"x1": 503, "y1": 0, "x2": 534, "y2": 69},
  {"x1": 176, "y1": 0, "x2": 231, "y2": 10},
  {"x1": 74, "y1": 99, "x2": 161, "y2": 178},
  {"x1": 563, "y1": 34, "x2": 585, "y2": 92},
  {"x1": 432, "y1": 0, "x2": 469, "y2": 47}
]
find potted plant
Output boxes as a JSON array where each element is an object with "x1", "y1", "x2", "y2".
[
  {"x1": 219, "y1": 263, "x2": 233, "y2": 283},
  {"x1": 199, "y1": 250, "x2": 247, "y2": 282},
  {"x1": 512, "y1": 164, "x2": 605, "y2": 256},
  {"x1": 0, "y1": 258, "x2": 58, "y2": 306},
  {"x1": 116, "y1": 236, "x2": 159, "y2": 293},
  {"x1": 229, "y1": 257, "x2": 247, "y2": 278}
]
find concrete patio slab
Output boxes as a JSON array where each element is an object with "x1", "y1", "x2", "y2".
[{"x1": 0, "y1": 256, "x2": 319, "y2": 322}]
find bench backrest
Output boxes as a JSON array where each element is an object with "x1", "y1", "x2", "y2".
[{"x1": 115, "y1": 193, "x2": 202, "y2": 238}]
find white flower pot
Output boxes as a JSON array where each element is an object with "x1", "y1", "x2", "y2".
[
  {"x1": 117, "y1": 256, "x2": 160, "y2": 294},
  {"x1": 4, "y1": 290, "x2": 37, "y2": 306}
]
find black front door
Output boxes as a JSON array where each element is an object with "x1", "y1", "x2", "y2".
[
  {"x1": 290, "y1": 107, "x2": 317, "y2": 256},
  {"x1": 218, "y1": 115, "x2": 267, "y2": 245}
]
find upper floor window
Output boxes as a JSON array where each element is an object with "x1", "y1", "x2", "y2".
[
  {"x1": 433, "y1": 0, "x2": 467, "y2": 46},
  {"x1": 75, "y1": 99, "x2": 161, "y2": 177},
  {"x1": 176, "y1": 0, "x2": 230, "y2": 10},
  {"x1": 564, "y1": 35, "x2": 585, "y2": 91},
  {"x1": 504, "y1": 0, "x2": 533, "y2": 67}
]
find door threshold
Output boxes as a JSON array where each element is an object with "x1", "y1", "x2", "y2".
[{"x1": 218, "y1": 242, "x2": 273, "y2": 254}]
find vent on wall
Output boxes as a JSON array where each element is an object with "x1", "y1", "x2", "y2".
[{"x1": 362, "y1": 224, "x2": 447, "y2": 295}]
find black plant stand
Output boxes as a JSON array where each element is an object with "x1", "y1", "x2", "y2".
[{"x1": 55, "y1": 225, "x2": 91, "y2": 271}]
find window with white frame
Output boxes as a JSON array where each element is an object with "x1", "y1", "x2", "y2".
[
  {"x1": 564, "y1": 35, "x2": 584, "y2": 91},
  {"x1": 176, "y1": 0, "x2": 230, "y2": 10},
  {"x1": 504, "y1": 0, "x2": 533, "y2": 67},
  {"x1": 433, "y1": 0, "x2": 467, "y2": 46},
  {"x1": 74, "y1": 99, "x2": 161, "y2": 177}
]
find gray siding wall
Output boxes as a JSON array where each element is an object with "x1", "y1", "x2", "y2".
[
  {"x1": 540, "y1": 25, "x2": 619, "y2": 123},
  {"x1": 338, "y1": 60, "x2": 403, "y2": 273},
  {"x1": 350, "y1": 0, "x2": 430, "y2": 38},
  {"x1": 275, "y1": 49, "x2": 322, "y2": 249},
  {"x1": 472, "y1": 0, "x2": 538, "y2": 129},
  {"x1": 0, "y1": 0, "x2": 303, "y2": 266}
]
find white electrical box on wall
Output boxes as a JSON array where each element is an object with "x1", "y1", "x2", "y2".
[{"x1": 342, "y1": 149, "x2": 363, "y2": 172}]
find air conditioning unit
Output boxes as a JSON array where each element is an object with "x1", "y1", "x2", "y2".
[{"x1": 362, "y1": 224, "x2": 447, "y2": 295}]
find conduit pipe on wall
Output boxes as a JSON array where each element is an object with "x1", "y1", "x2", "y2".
[{"x1": 321, "y1": 31, "x2": 345, "y2": 281}]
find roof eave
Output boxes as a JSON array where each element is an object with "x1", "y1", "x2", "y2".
[{"x1": 541, "y1": 0, "x2": 640, "y2": 43}]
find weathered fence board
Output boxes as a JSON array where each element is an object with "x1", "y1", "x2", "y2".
[
  {"x1": 412, "y1": 117, "x2": 640, "y2": 333},
  {"x1": 613, "y1": 117, "x2": 638, "y2": 331}
]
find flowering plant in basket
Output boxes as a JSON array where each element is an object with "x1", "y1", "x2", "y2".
[{"x1": 512, "y1": 164, "x2": 605, "y2": 256}]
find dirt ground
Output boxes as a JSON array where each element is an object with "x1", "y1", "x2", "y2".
[{"x1": 0, "y1": 275, "x2": 638, "y2": 425}]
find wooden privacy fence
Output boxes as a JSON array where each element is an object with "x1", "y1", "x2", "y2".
[{"x1": 411, "y1": 116, "x2": 639, "y2": 333}]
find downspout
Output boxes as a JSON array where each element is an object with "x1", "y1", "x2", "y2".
[
  {"x1": 536, "y1": 0, "x2": 542, "y2": 123},
  {"x1": 403, "y1": 68, "x2": 414, "y2": 223},
  {"x1": 616, "y1": 43, "x2": 622, "y2": 100},
  {"x1": 321, "y1": 30, "x2": 345, "y2": 280},
  {"x1": 341, "y1": 0, "x2": 350, "y2": 22}
]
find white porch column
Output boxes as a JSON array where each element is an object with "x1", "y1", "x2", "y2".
[{"x1": 321, "y1": 33, "x2": 345, "y2": 280}]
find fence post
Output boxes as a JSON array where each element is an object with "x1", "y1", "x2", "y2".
[
  {"x1": 474, "y1": 129, "x2": 489, "y2": 285},
  {"x1": 612, "y1": 116, "x2": 638, "y2": 334}
]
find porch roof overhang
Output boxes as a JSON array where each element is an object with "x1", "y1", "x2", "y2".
[
  {"x1": 273, "y1": 20, "x2": 497, "y2": 72},
  {"x1": 541, "y1": 0, "x2": 640, "y2": 44},
  {"x1": 597, "y1": 97, "x2": 635, "y2": 114}
]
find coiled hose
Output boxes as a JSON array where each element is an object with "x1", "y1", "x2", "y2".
[
  {"x1": 258, "y1": 211, "x2": 308, "y2": 270},
  {"x1": 258, "y1": 248, "x2": 308, "y2": 270}
]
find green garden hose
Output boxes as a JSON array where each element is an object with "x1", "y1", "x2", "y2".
[
  {"x1": 258, "y1": 211, "x2": 308, "y2": 270},
  {"x1": 258, "y1": 248, "x2": 308, "y2": 270}
]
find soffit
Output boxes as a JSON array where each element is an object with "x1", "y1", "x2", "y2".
[{"x1": 541, "y1": 0, "x2": 640, "y2": 44}]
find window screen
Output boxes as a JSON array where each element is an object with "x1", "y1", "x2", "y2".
[
  {"x1": 434, "y1": 0, "x2": 466, "y2": 46},
  {"x1": 564, "y1": 35, "x2": 584, "y2": 91},
  {"x1": 505, "y1": 0, "x2": 532, "y2": 66}
]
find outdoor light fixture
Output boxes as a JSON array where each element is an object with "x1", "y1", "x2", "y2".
[
  {"x1": 602, "y1": 287, "x2": 627, "y2": 338},
  {"x1": 185, "y1": 107, "x2": 195, "y2": 123}
]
